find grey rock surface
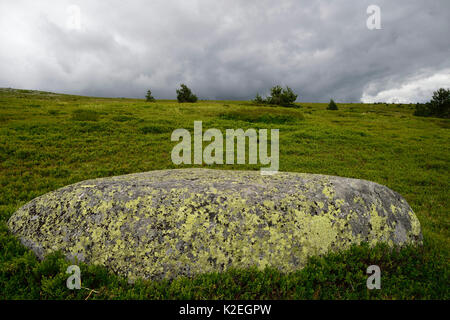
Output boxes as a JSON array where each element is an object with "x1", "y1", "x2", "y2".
[{"x1": 8, "y1": 169, "x2": 422, "y2": 280}]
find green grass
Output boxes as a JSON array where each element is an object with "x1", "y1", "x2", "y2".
[
  {"x1": 71, "y1": 109, "x2": 101, "y2": 122},
  {"x1": 0, "y1": 88, "x2": 448, "y2": 299}
]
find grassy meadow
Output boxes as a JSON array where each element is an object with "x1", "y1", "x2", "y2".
[{"x1": 0, "y1": 88, "x2": 448, "y2": 299}]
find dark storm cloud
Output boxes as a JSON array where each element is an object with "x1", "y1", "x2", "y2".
[{"x1": 0, "y1": 0, "x2": 449, "y2": 102}]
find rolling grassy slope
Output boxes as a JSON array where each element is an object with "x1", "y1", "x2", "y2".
[{"x1": 0, "y1": 88, "x2": 448, "y2": 299}]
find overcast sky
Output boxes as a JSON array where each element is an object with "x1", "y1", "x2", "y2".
[{"x1": 0, "y1": 0, "x2": 449, "y2": 103}]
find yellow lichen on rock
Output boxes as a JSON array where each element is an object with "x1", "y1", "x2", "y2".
[{"x1": 7, "y1": 169, "x2": 423, "y2": 280}]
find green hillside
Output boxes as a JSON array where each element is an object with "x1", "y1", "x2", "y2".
[{"x1": 0, "y1": 88, "x2": 448, "y2": 299}]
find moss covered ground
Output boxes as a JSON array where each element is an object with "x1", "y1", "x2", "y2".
[{"x1": 0, "y1": 88, "x2": 448, "y2": 299}]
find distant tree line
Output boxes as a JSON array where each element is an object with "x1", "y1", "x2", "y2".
[{"x1": 144, "y1": 85, "x2": 448, "y2": 118}]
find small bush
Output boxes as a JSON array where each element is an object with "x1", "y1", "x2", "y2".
[
  {"x1": 414, "y1": 88, "x2": 450, "y2": 118},
  {"x1": 145, "y1": 89, "x2": 155, "y2": 102},
  {"x1": 176, "y1": 84, "x2": 198, "y2": 103},
  {"x1": 253, "y1": 85, "x2": 298, "y2": 107},
  {"x1": 71, "y1": 109, "x2": 100, "y2": 121},
  {"x1": 48, "y1": 110, "x2": 60, "y2": 115},
  {"x1": 413, "y1": 103, "x2": 430, "y2": 117},
  {"x1": 327, "y1": 99, "x2": 338, "y2": 110},
  {"x1": 253, "y1": 93, "x2": 265, "y2": 104}
]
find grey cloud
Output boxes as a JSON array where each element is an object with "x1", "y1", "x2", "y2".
[{"x1": 0, "y1": 0, "x2": 449, "y2": 102}]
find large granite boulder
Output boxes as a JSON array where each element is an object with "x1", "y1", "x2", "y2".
[{"x1": 8, "y1": 169, "x2": 422, "y2": 280}]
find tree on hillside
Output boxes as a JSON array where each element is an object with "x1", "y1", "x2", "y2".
[
  {"x1": 413, "y1": 103, "x2": 429, "y2": 117},
  {"x1": 327, "y1": 99, "x2": 338, "y2": 110},
  {"x1": 145, "y1": 89, "x2": 155, "y2": 102},
  {"x1": 253, "y1": 85, "x2": 298, "y2": 107},
  {"x1": 176, "y1": 84, "x2": 198, "y2": 103},
  {"x1": 414, "y1": 88, "x2": 450, "y2": 118}
]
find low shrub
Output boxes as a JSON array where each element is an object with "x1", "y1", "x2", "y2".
[
  {"x1": 72, "y1": 109, "x2": 100, "y2": 121},
  {"x1": 145, "y1": 89, "x2": 156, "y2": 102},
  {"x1": 414, "y1": 88, "x2": 449, "y2": 118},
  {"x1": 327, "y1": 99, "x2": 338, "y2": 110}
]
